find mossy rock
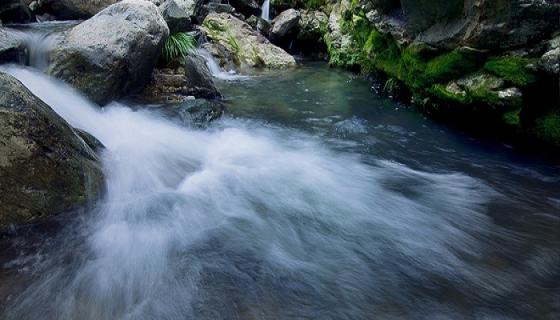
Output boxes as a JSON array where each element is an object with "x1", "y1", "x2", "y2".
[
  {"x1": 484, "y1": 56, "x2": 537, "y2": 87},
  {"x1": 533, "y1": 112, "x2": 560, "y2": 147}
]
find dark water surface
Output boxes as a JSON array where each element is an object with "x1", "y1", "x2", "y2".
[{"x1": 1, "y1": 62, "x2": 559, "y2": 319}]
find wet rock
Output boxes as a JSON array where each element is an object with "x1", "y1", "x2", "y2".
[
  {"x1": 49, "y1": 0, "x2": 169, "y2": 105},
  {"x1": 137, "y1": 53, "x2": 220, "y2": 103},
  {"x1": 441, "y1": 72, "x2": 523, "y2": 109},
  {"x1": 270, "y1": 8, "x2": 299, "y2": 40},
  {"x1": 201, "y1": 12, "x2": 295, "y2": 68},
  {"x1": 201, "y1": 42, "x2": 237, "y2": 70},
  {"x1": 0, "y1": 28, "x2": 26, "y2": 64},
  {"x1": 183, "y1": 54, "x2": 221, "y2": 98},
  {"x1": 0, "y1": 71, "x2": 104, "y2": 230},
  {"x1": 0, "y1": 0, "x2": 33, "y2": 23},
  {"x1": 41, "y1": 0, "x2": 119, "y2": 19}
]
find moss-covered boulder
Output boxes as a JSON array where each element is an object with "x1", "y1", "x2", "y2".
[
  {"x1": 0, "y1": 71, "x2": 104, "y2": 230},
  {"x1": 430, "y1": 73, "x2": 522, "y2": 111},
  {"x1": 48, "y1": 0, "x2": 169, "y2": 105},
  {"x1": 201, "y1": 12, "x2": 296, "y2": 68}
]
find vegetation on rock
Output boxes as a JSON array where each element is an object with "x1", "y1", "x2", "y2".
[{"x1": 162, "y1": 32, "x2": 197, "y2": 63}]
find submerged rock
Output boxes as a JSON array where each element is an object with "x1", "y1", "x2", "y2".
[
  {"x1": 201, "y1": 12, "x2": 295, "y2": 68},
  {"x1": 0, "y1": 71, "x2": 104, "y2": 230},
  {"x1": 270, "y1": 8, "x2": 300, "y2": 40},
  {"x1": 48, "y1": 0, "x2": 169, "y2": 105}
]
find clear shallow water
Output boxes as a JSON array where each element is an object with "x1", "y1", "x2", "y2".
[{"x1": 0, "y1": 63, "x2": 559, "y2": 319}]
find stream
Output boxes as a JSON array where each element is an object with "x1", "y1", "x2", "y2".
[{"x1": 0, "y1": 58, "x2": 559, "y2": 319}]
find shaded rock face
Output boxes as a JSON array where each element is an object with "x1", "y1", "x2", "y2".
[
  {"x1": 41, "y1": 0, "x2": 120, "y2": 19},
  {"x1": 48, "y1": 0, "x2": 169, "y2": 105},
  {"x1": 0, "y1": 71, "x2": 104, "y2": 230},
  {"x1": 228, "y1": 0, "x2": 261, "y2": 17},
  {"x1": 296, "y1": 10, "x2": 328, "y2": 52},
  {"x1": 158, "y1": 0, "x2": 203, "y2": 33},
  {"x1": 402, "y1": 0, "x2": 560, "y2": 50},
  {"x1": 0, "y1": 0, "x2": 33, "y2": 23},
  {"x1": 270, "y1": 8, "x2": 299, "y2": 40},
  {"x1": 201, "y1": 12, "x2": 296, "y2": 68},
  {"x1": 0, "y1": 28, "x2": 26, "y2": 64}
]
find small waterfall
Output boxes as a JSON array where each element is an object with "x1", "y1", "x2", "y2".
[
  {"x1": 22, "y1": 32, "x2": 59, "y2": 71},
  {"x1": 197, "y1": 48, "x2": 247, "y2": 81},
  {"x1": 261, "y1": 0, "x2": 270, "y2": 21}
]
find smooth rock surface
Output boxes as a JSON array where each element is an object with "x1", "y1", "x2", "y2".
[
  {"x1": 48, "y1": 0, "x2": 169, "y2": 105},
  {"x1": 271, "y1": 8, "x2": 299, "y2": 39},
  {"x1": 0, "y1": 71, "x2": 104, "y2": 230}
]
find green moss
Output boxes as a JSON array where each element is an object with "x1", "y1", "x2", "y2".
[
  {"x1": 362, "y1": 28, "x2": 401, "y2": 75},
  {"x1": 534, "y1": 112, "x2": 560, "y2": 146},
  {"x1": 429, "y1": 84, "x2": 471, "y2": 104},
  {"x1": 502, "y1": 109, "x2": 521, "y2": 128},
  {"x1": 484, "y1": 56, "x2": 537, "y2": 87},
  {"x1": 424, "y1": 49, "x2": 478, "y2": 84}
]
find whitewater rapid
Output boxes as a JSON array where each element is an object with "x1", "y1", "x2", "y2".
[{"x1": 2, "y1": 66, "x2": 544, "y2": 319}]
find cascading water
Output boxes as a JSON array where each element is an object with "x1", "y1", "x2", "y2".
[
  {"x1": 261, "y1": 0, "x2": 271, "y2": 21},
  {"x1": 197, "y1": 48, "x2": 248, "y2": 81},
  {"x1": 1, "y1": 65, "x2": 531, "y2": 319},
  {"x1": 1, "y1": 28, "x2": 559, "y2": 318}
]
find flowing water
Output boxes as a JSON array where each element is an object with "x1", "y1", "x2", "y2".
[
  {"x1": 261, "y1": 0, "x2": 271, "y2": 21},
  {"x1": 0, "y1": 59, "x2": 559, "y2": 319}
]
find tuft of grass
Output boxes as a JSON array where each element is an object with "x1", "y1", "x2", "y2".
[{"x1": 162, "y1": 32, "x2": 197, "y2": 63}]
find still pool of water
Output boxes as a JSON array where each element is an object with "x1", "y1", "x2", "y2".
[{"x1": 0, "y1": 62, "x2": 559, "y2": 319}]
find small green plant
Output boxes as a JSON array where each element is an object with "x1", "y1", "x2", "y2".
[{"x1": 162, "y1": 32, "x2": 197, "y2": 63}]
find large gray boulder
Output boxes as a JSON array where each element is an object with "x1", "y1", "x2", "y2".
[
  {"x1": 0, "y1": 71, "x2": 104, "y2": 230},
  {"x1": 270, "y1": 8, "x2": 300, "y2": 40},
  {"x1": 42, "y1": 0, "x2": 120, "y2": 19},
  {"x1": 201, "y1": 12, "x2": 295, "y2": 68},
  {"x1": 48, "y1": 0, "x2": 169, "y2": 105}
]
